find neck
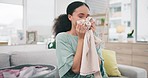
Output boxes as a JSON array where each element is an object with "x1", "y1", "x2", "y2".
[{"x1": 67, "y1": 26, "x2": 77, "y2": 36}]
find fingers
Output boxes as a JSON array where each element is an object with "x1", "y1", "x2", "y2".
[
  {"x1": 76, "y1": 24, "x2": 87, "y2": 33},
  {"x1": 90, "y1": 21, "x2": 96, "y2": 32},
  {"x1": 80, "y1": 25, "x2": 87, "y2": 33}
]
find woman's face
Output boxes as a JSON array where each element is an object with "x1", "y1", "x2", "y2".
[{"x1": 68, "y1": 5, "x2": 90, "y2": 28}]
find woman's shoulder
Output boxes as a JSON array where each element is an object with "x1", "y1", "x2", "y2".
[
  {"x1": 56, "y1": 32, "x2": 77, "y2": 39},
  {"x1": 56, "y1": 32, "x2": 68, "y2": 39},
  {"x1": 56, "y1": 32, "x2": 78, "y2": 44},
  {"x1": 56, "y1": 32, "x2": 73, "y2": 42}
]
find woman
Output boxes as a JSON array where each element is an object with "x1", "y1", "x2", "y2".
[{"x1": 53, "y1": 1, "x2": 108, "y2": 78}]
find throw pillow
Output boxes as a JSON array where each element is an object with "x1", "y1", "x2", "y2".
[{"x1": 102, "y1": 49, "x2": 121, "y2": 77}]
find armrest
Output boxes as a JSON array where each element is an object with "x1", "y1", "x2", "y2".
[{"x1": 118, "y1": 64, "x2": 147, "y2": 78}]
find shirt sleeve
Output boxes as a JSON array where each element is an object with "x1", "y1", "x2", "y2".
[{"x1": 56, "y1": 33, "x2": 74, "y2": 77}]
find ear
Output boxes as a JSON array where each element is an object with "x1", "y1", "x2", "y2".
[{"x1": 68, "y1": 14, "x2": 72, "y2": 21}]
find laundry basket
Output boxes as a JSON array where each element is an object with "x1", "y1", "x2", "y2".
[{"x1": 0, "y1": 64, "x2": 59, "y2": 78}]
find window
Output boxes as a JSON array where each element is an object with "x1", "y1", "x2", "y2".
[
  {"x1": 0, "y1": 3, "x2": 23, "y2": 45},
  {"x1": 108, "y1": 0, "x2": 132, "y2": 42},
  {"x1": 136, "y1": 0, "x2": 148, "y2": 42}
]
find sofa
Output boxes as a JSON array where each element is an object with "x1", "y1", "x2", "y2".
[{"x1": 0, "y1": 49, "x2": 147, "y2": 78}]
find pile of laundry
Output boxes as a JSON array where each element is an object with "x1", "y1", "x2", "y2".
[{"x1": 0, "y1": 66, "x2": 52, "y2": 78}]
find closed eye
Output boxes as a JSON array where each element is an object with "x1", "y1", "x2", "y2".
[
  {"x1": 79, "y1": 15, "x2": 84, "y2": 18},
  {"x1": 78, "y1": 13, "x2": 90, "y2": 19}
]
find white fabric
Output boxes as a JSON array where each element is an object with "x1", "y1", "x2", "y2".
[
  {"x1": 80, "y1": 30, "x2": 102, "y2": 78},
  {"x1": 19, "y1": 66, "x2": 51, "y2": 78},
  {"x1": 2, "y1": 66, "x2": 51, "y2": 78}
]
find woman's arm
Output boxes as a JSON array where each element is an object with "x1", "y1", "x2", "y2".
[
  {"x1": 72, "y1": 38, "x2": 84, "y2": 73},
  {"x1": 71, "y1": 24, "x2": 86, "y2": 73}
]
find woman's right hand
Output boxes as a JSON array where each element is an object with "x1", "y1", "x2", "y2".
[
  {"x1": 76, "y1": 24, "x2": 87, "y2": 39},
  {"x1": 72, "y1": 23, "x2": 87, "y2": 73}
]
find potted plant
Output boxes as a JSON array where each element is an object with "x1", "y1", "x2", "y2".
[
  {"x1": 100, "y1": 18, "x2": 105, "y2": 26},
  {"x1": 127, "y1": 29, "x2": 134, "y2": 42}
]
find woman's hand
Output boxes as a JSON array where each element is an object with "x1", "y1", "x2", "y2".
[
  {"x1": 90, "y1": 20, "x2": 96, "y2": 32},
  {"x1": 76, "y1": 24, "x2": 87, "y2": 39},
  {"x1": 73, "y1": 24, "x2": 87, "y2": 73}
]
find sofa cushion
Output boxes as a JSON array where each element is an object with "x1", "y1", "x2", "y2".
[
  {"x1": 109, "y1": 76, "x2": 128, "y2": 78},
  {"x1": 102, "y1": 49, "x2": 121, "y2": 77},
  {"x1": 0, "y1": 53, "x2": 10, "y2": 68},
  {"x1": 10, "y1": 49, "x2": 57, "y2": 66},
  {"x1": 118, "y1": 64, "x2": 147, "y2": 78}
]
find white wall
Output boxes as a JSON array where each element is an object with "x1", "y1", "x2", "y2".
[
  {"x1": 24, "y1": 0, "x2": 55, "y2": 39},
  {"x1": 25, "y1": 0, "x2": 54, "y2": 27},
  {"x1": 85, "y1": 0, "x2": 108, "y2": 14},
  {"x1": 55, "y1": 0, "x2": 85, "y2": 17},
  {"x1": 136, "y1": 0, "x2": 148, "y2": 41},
  {"x1": 131, "y1": 0, "x2": 136, "y2": 39},
  {"x1": 0, "y1": 0, "x2": 23, "y2": 5}
]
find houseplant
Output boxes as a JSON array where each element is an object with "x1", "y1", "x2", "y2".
[
  {"x1": 100, "y1": 18, "x2": 105, "y2": 26},
  {"x1": 127, "y1": 29, "x2": 134, "y2": 42}
]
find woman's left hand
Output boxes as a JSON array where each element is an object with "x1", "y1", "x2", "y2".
[{"x1": 90, "y1": 21, "x2": 96, "y2": 32}]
